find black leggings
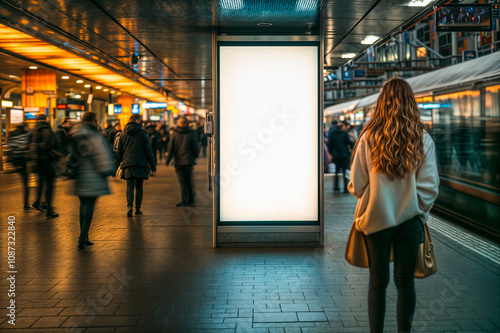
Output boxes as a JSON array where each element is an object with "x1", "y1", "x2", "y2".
[
  {"x1": 35, "y1": 166, "x2": 55, "y2": 212},
  {"x1": 126, "y1": 178, "x2": 144, "y2": 209},
  {"x1": 18, "y1": 168, "x2": 29, "y2": 206},
  {"x1": 79, "y1": 197, "x2": 97, "y2": 240},
  {"x1": 364, "y1": 217, "x2": 423, "y2": 333}
]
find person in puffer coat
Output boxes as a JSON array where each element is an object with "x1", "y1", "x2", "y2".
[
  {"x1": 6, "y1": 123, "x2": 31, "y2": 210},
  {"x1": 67, "y1": 111, "x2": 115, "y2": 249},
  {"x1": 166, "y1": 116, "x2": 199, "y2": 206},
  {"x1": 117, "y1": 114, "x2": 156, "y2": 217}
]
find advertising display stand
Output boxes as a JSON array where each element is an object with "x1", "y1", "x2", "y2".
[{"x1": 213, "y1": 35, "x2": 324, "y2": 248}]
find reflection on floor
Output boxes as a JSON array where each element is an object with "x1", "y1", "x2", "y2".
[{"x1": 0, "y1": 160, "x2": 499, "y2": 332}]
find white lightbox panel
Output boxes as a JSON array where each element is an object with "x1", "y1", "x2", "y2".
[{"x1": 219, "y1": 45, "x2": 318, "y2": 222}]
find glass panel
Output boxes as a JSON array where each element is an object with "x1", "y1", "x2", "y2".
[{"x1": 426, "y1": 91, "x2": 499, "y2": 190}]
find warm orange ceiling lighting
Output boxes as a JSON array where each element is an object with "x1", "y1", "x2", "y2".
[{"x1": 0, "y1": 24, "x2": 165, "y2": 102}]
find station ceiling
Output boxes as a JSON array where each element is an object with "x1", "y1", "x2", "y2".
[{"x1": 0, "y1": 0, "x2": 444, "y2": 110}]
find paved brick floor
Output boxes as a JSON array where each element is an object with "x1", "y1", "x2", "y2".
[{"x1": 0, "y1": 158, "x2": 499, "y2": 332}]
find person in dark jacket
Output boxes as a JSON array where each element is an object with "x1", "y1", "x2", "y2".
[
  {"x1": 158, "y1": 123, "x2": 170, "y2": 161},
  {"x1": 327, "y1": 121, "x2": 354, "y2": 193},
  {"x1": 107, "y1": 123, "x2": 122, "y2": 147},
  {"x1": 166, "y1": 116, "x2": 199, "y2": 206},
  {"x1": 196, "y1": 124, "x2": 208, "y2": 157},
  {"x1": 30, "y1": 113, "x2": 60, "y2": 218},
  {"x1": 146, "y1": 123, "x2": 161, "y2": 166},
  {"x1": 67, "y1": 111, "x2": 115, "y2": 249},
  {"x1": 6, "y1": 123, "x2": 31, "y2": 210},
  {"x1": 56, "y1": 117, "x2": 72, "y2": 155},
  {"x1": 117, "y1": 114, "x2": 156, "y2": 217}
]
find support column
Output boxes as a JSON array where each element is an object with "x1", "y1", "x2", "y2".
[
  {"x1": 22, "y1": 69, "x2": 57, "y2": 127},
  {"x1": 117, "y1": 95, "x2": 134, "y2": 126}
]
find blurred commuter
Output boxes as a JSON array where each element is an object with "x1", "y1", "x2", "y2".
[
  {"x1": 107, "y1": 123, "x2": 122, "y2": 147},
  {"x1": 6, "y1": 123, "x2": 31, "y2": 209},
  {"x1": 66, "y1": 111, "x2": 115, "y2": 249},
  {"x1": 196, "y1": 123, "x2": 208, "y2": 157},
  {"x1": 146, "y1": 123, "x2": 161, "y2": 166},
  {"x1": 343, "y1": 120, "x2": 358, "y2": 145},
  {"x1": 327, "y1": 121, "x2": 353, "y2": 192},
  {"x1": 166, "y1": 116, "x2": 199, "y2": 206},
  {"x1": 117, "y1": 114, "x2": 156, "y2": 217},
  {"x1": 30, "y1": 113, "x2": 61, "y2": 219},
  {"x1": 158, "y1": 123, "x2": 170, "y2": 161},
  {"x1": 56, "y1": 117, "x2": 72, "y2": 155},
  {"x1": 348, "y1": 77, "x2": 439, "y2": 333}
]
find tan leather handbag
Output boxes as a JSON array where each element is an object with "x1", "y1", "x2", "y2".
[
  {"x1": 345, "y1": 223, "x2": 369, "y2": 268},
  {"x1": 414, "y1": 223, "x2": 437, "y2": 278}
]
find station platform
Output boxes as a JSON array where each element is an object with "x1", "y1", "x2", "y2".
[{"x1": 0, "y1": 159, "x2": 499, "y2": 333}]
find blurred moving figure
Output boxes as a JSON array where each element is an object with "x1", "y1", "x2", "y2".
[
  {"x1": 166, "y1": 116, "x2": 199, "y2": 207},
  {"x1": 196, "y1": 123, "x2": 208, "y2": 158},
  {"x1": 107, "y1": 122, "x2": 122, "y2": 147},
  {"x1": 146, "y1": 123, "x2": 161, "y2": 166},
  {"x1": 67, "y1": 111, "x2": 115, "y2": 249},
  {"x1": 158, "y1": 123, "x2": 170, "y2": 161},
  {"x1": 56, "y1": 117, "x2": 72, "y2": 155},
  {"x1": 327, "y1": 121, "x2": 353, "y2": 193},
  {"x1": 117, "y1": 114, "x2": 156, "y2": 217},
  {"x1": 30, "y1": 113, "x2": 60, "y2": 219},
  {"x1": 348, "y1": 78, "x2": 439, "y2": 333},
  {"x1": 6, "y1": 123, "x2": 31, "y2": 209}
]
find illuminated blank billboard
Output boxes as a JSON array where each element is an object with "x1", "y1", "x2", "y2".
[{"x1": 218, "y1": 43, "x2": 319, "y2": 223}]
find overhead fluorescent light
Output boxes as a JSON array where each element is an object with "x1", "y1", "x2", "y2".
[
  {"x1": 84, "y1": 84, "x2": 91, "y2": 88},
  {"x1": 96, "y1": 86, "x2": 102, "y2": 89},
  {"x1": 75, "y1": 94, "x2": 81, "y2": 98},
  {"x1": 29, "y1": 66, "x2": 38, "y2": 69},
  {"x1": 76, "y1": 80, "x2": 83, "y2": 83},
  {"x1": 408, "y1": 0, "x2": 434, "y2": 7},
  {"x1": 103, "y1": 88, "x2": 109, "y2": 92},
  {"x1": 61, "y1": 76, "x2": 70, "y2": 79},
  {"x1": 341, "y1": 53, "x2": 357, "y2": 59},
  {"x1": 220, "y1": 0, "x2": 243, "y2": 10},
  {"x1": 296, "y1": 0, "x2": 318, "y2": 11},
  {"x1": 361, "y1": 35, "x2": 381, "y2": 45}
]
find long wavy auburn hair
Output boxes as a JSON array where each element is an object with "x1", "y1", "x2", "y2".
[{"x1": 352, "y1": 77, "x2": 426, "y2": 180}]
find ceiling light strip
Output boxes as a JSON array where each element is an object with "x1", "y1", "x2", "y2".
[{"x1": 0, "y1": 24, "x2": 165, "y2": 101}]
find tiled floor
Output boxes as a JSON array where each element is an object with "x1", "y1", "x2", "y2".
[{"x1": 0, "y1": 158, "x2": 499, "y2": 332}]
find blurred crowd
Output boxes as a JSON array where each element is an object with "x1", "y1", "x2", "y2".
[{"x1": 4, "y1": 113, "x2": 207, "y2": 249}]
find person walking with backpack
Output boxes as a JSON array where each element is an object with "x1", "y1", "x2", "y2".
[
  {"x1": 348, "y1": 78, "x2": 439, "y2": 333},
  {"x1": 166, "y1": 116, "x2": 199, "y2": 206},
  {"x1": 6, "y1": 123, "x2": 31, "y2": 210},
  {"x1": 117, "y1": 114, "x2": 156, "y2": 217},
  {"x1": 30, "y1": 113, "x2": 60, "y2": 219},
  {"x1": 66, "y1": 111, "x2": 115, "y2": 249}
]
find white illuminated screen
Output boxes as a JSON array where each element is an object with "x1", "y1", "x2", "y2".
[{"x1": 219, "y1": 45, "x2": 318, "y2": 222}]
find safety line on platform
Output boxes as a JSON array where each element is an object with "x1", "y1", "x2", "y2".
[{"x1": 428, "y1": 215, "x2": 500, "y2": 266}]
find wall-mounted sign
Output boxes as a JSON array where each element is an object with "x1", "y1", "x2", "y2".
[
  {"x1": 462, "y1": 50, "x2": 477, "y2": 61},
  {"x1": 24, "y1": 106, "x2": 40, "y2": 112},
  {"x1": 114, "y1": 104, "x2": 122, "y2": 114},
  {"x1": 131, "y1": 103, "x2": 140, "y2": 114},
  {"x1": 342, "y1": 70, "x2": 351, "y2": 81},
  {"x1": 1, "y1": 100, "x2": 14, "y2": 108},
  {"x1": 142, "y1": 102, "x2": 168, "y2": 109},
  {"x1": 418, "y1": 103, "x2": 451, "y2": 109},
  {"x1": 107, "y1": 104, "x2": 114, "y2": 115},
  {"x1": 11, "y1": 109, "x2": 24, "y2": 124}
]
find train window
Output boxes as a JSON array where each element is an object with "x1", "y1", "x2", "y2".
[
  {"x1": 485, "y1": 85, "x2": 500, "y2": 117},
  {"x1": 429, "y1": 90, "x2": 499, "y2": 190}
]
